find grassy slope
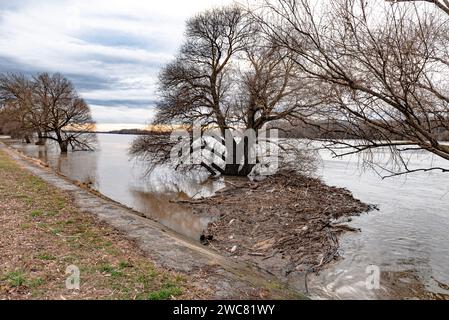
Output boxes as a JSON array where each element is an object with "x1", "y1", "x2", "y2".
[{"x1": 0, "y1": 150, "x2": 206, "y2": 300}]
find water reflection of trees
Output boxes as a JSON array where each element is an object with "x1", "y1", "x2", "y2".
[
  {"x1": 131, "y1": 190, "x2": 210, "y2": 240},
  {"x1": 53, "y1": 152, "x2": 99, "y2": 189},
  {"x1": 142, "y1": 165, "x2": 226, "y2": 199},
  {"x1": 20, "y1": 140, "x2": 99, "y2": 189}
]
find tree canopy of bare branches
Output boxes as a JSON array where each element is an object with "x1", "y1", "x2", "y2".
[
  {"x1": 0, "y1": 72, "x2": 96, "y2": 153},
  {"x1": 154, "y1": 6, "x2": 251, "y2": 135},
  {"x1": 256, "y1": 0, "x2": 449, "y2": 176},
  {"x1": 388, "y1": 0, "x2": 449, "y2": 15},
  {"x1": 0, "y1": 73, "x2": 37, "y2": 142},
  {"x1": 132, "y1": 5, "x2": 320, "y2": 176}
]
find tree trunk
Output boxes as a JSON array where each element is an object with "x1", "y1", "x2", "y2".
[
  {"x1": 59, "y1": 140, "x2": 68, "y2": 153},
  {"x1": 36, "y1": 131, "x2": 46, "y2": 145},
  {"x1": 55, "y1": 129, "x2": 68, "y2": 153},
  {"x1": 223, "y1": 163, "x2": 255, "y2": 176},
  {"x1": 221, "y1": 136, "x2": 256, "y2": 176},
  {"x1": 24, "y1": 135, "x2": 31, "y2": 144}
]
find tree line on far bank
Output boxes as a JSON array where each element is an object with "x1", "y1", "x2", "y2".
[
  {"x1": 275, "y1": 119, "x2": 449, "y2": 142},
  {"x1": 0, "y1": 73, "x2": 95, "y2": 153}
]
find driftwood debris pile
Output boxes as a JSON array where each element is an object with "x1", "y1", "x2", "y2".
[{"x1": 184, "y1": 172, "x2": 375, "y2": 277}]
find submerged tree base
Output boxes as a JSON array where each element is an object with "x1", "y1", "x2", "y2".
[{"x1": 184, "y1": 172, "x2": 375, "y2": 279}]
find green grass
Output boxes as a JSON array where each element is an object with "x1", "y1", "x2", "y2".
[
  {"x1": 56, "y1": 198, "x2": 66, "y2": 210},
  {"x1": 98, "y1": 264, "x2": 115, "y2": 273},
  {"x1": 0, "y1": 155, "x2": 16, "y2": 170},
  {"x1": 146, "y1": 279, "x2": 184, "y2": 300},
  {"x1": 36, "y1": 252, "x2": 56, "y2": 261},
  {"x1": 1, "y1": 270, "x2": 45, "y2": 289},
  {"x1": 119, "y1": 260, "x2": 133, "y2": 269},
  {"x1": 31, "y1": 209, "x2": 44, "y2": 218},
  {"x1": 3, "y1": 270, "x2": 27, "y2": 287},
  {"x1": 97, "y1": 264, "x2": 123, "y2": 278},
  {"x1": 92, "y1": 262, "x2": 186, "y2": 300},
  {"x1": 26, "y1": 176, "x2": 48, "y2": 192},
  {"x1": 96, "y1": 263, "x2": 122, "y2": 278},
  {"x1": 147, "y1": 286, "x2": 183, "y2": 300},
  {"x1": 45, "y1": 210, "x2": 60, "y2": 217},
  {"x1": 28, "y1": 277, "x2": 45, "y2": 288},
  {"x1": 20, "y1": 223, "x2": 32, "y2": 230}
]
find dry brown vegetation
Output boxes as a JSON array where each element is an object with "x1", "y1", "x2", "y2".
[{"x1": 0, "y1": 150, "x2": 207, "y2": 300}]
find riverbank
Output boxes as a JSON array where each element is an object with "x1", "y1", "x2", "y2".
[
  {"x1": 185, "y1": 173, "x2": 374, "y2": 283},
  {"x1": 0, "y1": 149, "x2": 205, "y2": 300},
  {"x1": 4, "y1": 134, "x2": 449, "y2": 300},
  {"x1": 0, "y1": 144, "x2": 304, "y2": 300}
]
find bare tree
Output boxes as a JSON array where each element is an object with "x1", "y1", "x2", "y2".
[
  {"x1": 132, "y1": 6, "x2": 320, "y2": 176},
  {"x1": 33, "y1": 73, "x2": 96, "y2": 153},
  {"x1": 131, "y1": 6, "x2": 250, "y2": 175},
  {"x1": 0, "y1": 73, "x2": 36, "y2": 143},
  {"x1": 153, "y1": 6, "x2": 251, "y2": 134},
  {"x1": 387, "y1": 0, "x2": 449, "y2": 15},
  {"x1": 234, "y1": 38, "x2": 322, "y2": 131},
  {"x1": 256, "y1": 0, "x2": 449, "y2": 176},
  {"x1": 0, "y1": 72, "x2": 96, "y2": 153}
]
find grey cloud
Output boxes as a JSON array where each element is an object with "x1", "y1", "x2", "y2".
[
  {"x1": 86, "y1": 99, "x2": 157, "y2": 108},
  {"x1": 64, "y1": 73, "x2": 118, "y2": 91},
  {"x1": 78, "y1": 29, "x2": 171, "y2": 53},
  {"x1": 0, "y1": 55, "x2": 40, "y2": 74},
  {"x1": 0, "y1": 55, "x2": 118, "y2": 91}
]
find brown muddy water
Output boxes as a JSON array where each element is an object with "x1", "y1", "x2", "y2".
[{"x1": 4, "y1": 134, "x2": 449, "y2": 300}]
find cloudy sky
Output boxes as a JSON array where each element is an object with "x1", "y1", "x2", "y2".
[{"x1": 0, "y1": 0, "x2": 233, "y2": 131}]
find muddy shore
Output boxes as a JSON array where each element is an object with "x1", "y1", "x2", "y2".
[{"x1": 183, "y1": 172, "x2": 375, "y2": 284}]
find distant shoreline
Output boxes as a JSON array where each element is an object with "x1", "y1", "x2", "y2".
[
  {"x1": 91, "y1": 130, "x2": 449, "y2": 144},
  {"x1": 95, "y1": 131, "x2": 150, "y2": 136},
  {"x1": 90, "y1": 129, "x2": 170, "y2": 136}
]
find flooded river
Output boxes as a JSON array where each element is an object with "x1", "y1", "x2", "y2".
[
  {"x1": 7, "y1": 134, "x2": 225, "y2": 239},
  {"x1": 309, "y1": 149, "x2": 449, "y2": 299},
  {"x1": 5, "y1": 134, "x2": 449, "y2": 300}
]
